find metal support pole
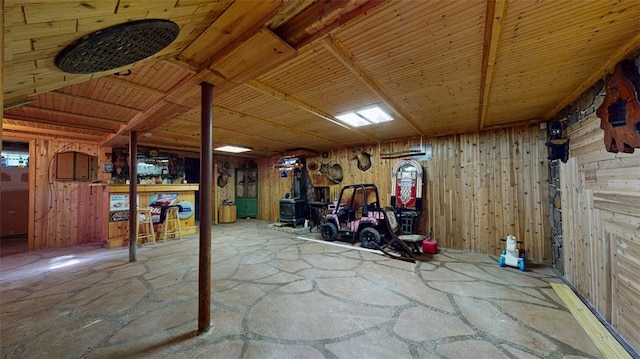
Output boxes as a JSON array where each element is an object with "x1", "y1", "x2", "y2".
[
  {"x1": 129, "y1": 131, "x2": 138, "y2": 262},
  {"x1": 198, "y1": 82, "x2": 213, "y2": 334}
]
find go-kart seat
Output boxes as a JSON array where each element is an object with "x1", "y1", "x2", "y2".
[{"x1": 336, "y1": 206, "x2": 355, "y2": 223}]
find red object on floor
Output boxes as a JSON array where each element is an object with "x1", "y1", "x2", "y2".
[{"x1": 423, "y1": 237, "x2": 437, "y2": 254}]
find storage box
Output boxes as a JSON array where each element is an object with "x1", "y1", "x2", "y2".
[{"x1": 422, "y1": 237, "x2": 438, "y2": 254}]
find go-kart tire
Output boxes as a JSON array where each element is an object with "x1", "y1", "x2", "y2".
[
  {"x1": 518, "y1": 260, "x2": 525, "y2": 271},
  {"x1": 321, "y1": 222, "x2": 338, "y2": 241},
  {"x1": 498, "y1": 256, "x2": 506, "y2": 267},
  {"x1": 360, "y1": 227, "x2": 381, "y2": 249}
]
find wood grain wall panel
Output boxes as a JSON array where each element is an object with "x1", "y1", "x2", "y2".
[
  {"x1": 252, "y1": 124, "x2": 550, "y2": 263},
  {"x1": 611, "y1": 235, "x2": 640, "y2": 351},
  {"x1": 29, "y1": 138, "x2": 106, "y2": 250},
  {"x1": 560, "y1": 114, "x2": 640, "y2": 353}
]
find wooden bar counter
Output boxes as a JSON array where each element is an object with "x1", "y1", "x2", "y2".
[{"x1": 103, "y1": 184, "x2": 199, "y2": 248}]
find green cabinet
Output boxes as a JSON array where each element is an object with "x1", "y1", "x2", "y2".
[{"x1": 235, "y1": 168, "x2": 258, "y2": 218}]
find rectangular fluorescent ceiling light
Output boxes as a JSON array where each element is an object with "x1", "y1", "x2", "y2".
[
  {"x1": 336, "y1": 106, "x2": 393, "y2": 127},
  {"x1": 215, "y1": 145, "x2": 251, "y2": 153}
]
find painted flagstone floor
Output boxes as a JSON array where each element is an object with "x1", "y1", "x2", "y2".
[{"x1": 1, "y1": 219, "x2": 602, "y2": 358}]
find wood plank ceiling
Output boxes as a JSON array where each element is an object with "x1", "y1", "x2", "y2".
[{"x1": 3, "y1": 0, "x2": 640, "y2": 158}]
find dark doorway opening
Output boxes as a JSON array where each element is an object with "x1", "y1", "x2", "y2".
[
  {"x1": 185, "y1": 157, "x2": 200, "y2": 221},
  {"x1": 1, "y1": 140, "x2": 30, "y2": 256}
]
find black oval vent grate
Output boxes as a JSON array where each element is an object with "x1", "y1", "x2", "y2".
[{"x1": 55, "y1": 19, "x2": 179, "y2": 74}]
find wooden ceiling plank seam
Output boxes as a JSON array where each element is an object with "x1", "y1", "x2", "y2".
[
  {"x1": 2, "y1": 113, "x2": 119, "y2": 132},
  {"x1": 274, "y1": 0, "x2": 363, "y2": 46},
  {"x1": 102, "y1": 72, "x2": 198, "y2": 145},
  {"x1": 340, "y1": 1, "x2": 474, "y2": 51},
  {"x1": 6, "y1": 19, "x2": 77, "y2": 41},
  {"x1": 2, "y1": 123, "x2": 106, "y2": 141},
  {"x1": 266, "y1": 0, "x2": 316, "y2": 29},
  {"x1": 212, "y1": 126, "x2": 297, "y2": 152},
  {"x1": 178, "y1": 0, "x2": 280, "y2": 68},
  {"x1": 12, "y1": 106, "x2": 126, "y2": 125},
  {"x1": 51, "y1": 90, "x2": 142, "y2": 113},
  {"x1": 504, "y1": 1, "x2": 637, "y2": 35},
  {"x1": 321, "y1": 34, "x2": 426, "y2": 137},
  {"x1": 101, "y1": 76, "x2": 166, "y2": 96},
  {"x1": 213, "y1": 104, "x2": 341, "y2": 145},
  {"x1": 163, "y1": 58, "x2": 198, "y2": 74},
  {"x1": 543, "y1": 31, "x2": 640, "y2": 120},
  {"x1": 246, "y1": 79, "x2": 378, "y2": 141},
  {"x1": 22, "y1": 1, "x2": 118, "y2": 24},
  {"x1": 479, "y1": 0, "x2": 508, "y2": 130},
  {"x1": 209, "y1": 27, "x2": 297, "y2": 84},
  {"x1": 287, "y1": 0, "x2": 388, "y2": 51}
]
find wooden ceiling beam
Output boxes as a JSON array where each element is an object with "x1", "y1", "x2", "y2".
[
  {"x1": 101, "y1": 76, "x2": 166, "y2": 96},
  {"x1": 179, "y1": 1, "x2": 282, "y2": 70},
  {"x1": 543, "y1": 32, "x2": 640, "y2": 120},
  {"x1": 102, "y1": 72, "x2": 198, "y2": 146},
  {"x1": 213, "y1": 104, "x2": 341, "y2": 145},
  {"x1": 265, "y1": 0, "x2": 316, "y2": 29},
  {"x1": 51, "y1": 90, "x2": 143, "y2": 112},
  {"x1": 2, "y1": 114, "x2": 117, "y2": 132},
  {"x1": 322, "y1": 34, "x2": 426, "y2": 138},
  {"x1": 275, "y1": 0, "x2": 385, "y2": 50},
  {"x1": 211, "y1": 125, "x2": 290, "y2": 154},
  {"x1": 12, "y1": 106, "x2": 125, "y2": 125},
  {"x1": 478, "y1": 0, "x2": 508, "y2": 130},
  {"x1": 246, "y1": 80, "x2": 378, "y2": 142},
  {"x1": 2, "y1": 123, "x2": 106, "y2": 141}
]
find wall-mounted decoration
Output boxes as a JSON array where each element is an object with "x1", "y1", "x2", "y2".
[
  {"x1": 317, "y1": 161, "x2": 343, "y2": 184},
  {"x1": 380, "y1": 148, "x2": 426, "y2": 159},
  {"x1": 596, "y1": 60, "x2": 640, "y2": 153},
  {"x1": 217, "y1": 162, "x2": 232, "y2": 187},
  {"x1": 351, "y1": 148, "x2": 371, "y2": 171},
  {"x1": 307, "y1": 162, "x2": 319, "y2": 172},
  {"x1": 545, "y1": 120, "x2": 569, "y2": 163}
]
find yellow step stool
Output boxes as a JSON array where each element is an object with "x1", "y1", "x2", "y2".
[
  {"x1": 158, "y1": 206, "x2": 183, "y2": 241},
  {"x1": 136, "y1": 208, "x2": 156, "y2": 244}
]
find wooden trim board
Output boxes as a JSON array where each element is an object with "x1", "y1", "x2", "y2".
[{"x1": 551, "y1": 283, "x2": 632, "y2": 359}]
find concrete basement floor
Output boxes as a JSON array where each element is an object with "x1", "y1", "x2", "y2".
[{"x1": 0, "y1": 219, "x2": 602, "y2": 358}]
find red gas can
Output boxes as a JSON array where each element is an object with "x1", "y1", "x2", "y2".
[{"x1": 422, "y1": 237, "x2": 437, "y2": 254}]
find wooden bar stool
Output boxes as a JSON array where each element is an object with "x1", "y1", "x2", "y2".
[
  {"x1": 158, "y1": 206, "x2": 183, "y2": 241},
  {"x1": 136, "y1": 208, "x2": 156, "y2": 244}
]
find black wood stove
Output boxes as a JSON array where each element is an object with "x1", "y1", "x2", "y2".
[
  {"x1": 279, "y1": 161, "x2": 308, "y2": 227},
  {"x1": 279, "y1": 198, "x2": 308, "y2": 227}
]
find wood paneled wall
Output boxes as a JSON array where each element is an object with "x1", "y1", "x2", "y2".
[
  {"x1": 26, "y1": 137, "x2": 110, "y2": 250},
  {"x1": 255, "y1": 124, "x2": 551, "y2": 263},
  {"x1": 560, "y1": 114, "x2": 640, "y2": 352},
  {"x1": 427, "y1": 126, "x2": 550, "y2": 263}
]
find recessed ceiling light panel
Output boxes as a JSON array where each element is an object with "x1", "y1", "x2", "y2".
[
  {"x1": 336, "y1": 105, "x2": 393, "y2": 127},
  {"x1": 336, "y1": 113, "x2": 370, "y2": 127},
  {"x1": 215, "y1": 145, "x2": 252, "y2": 153},
  {"x1": 357, "y1": 106, "x2": 393, "y2": 124}
]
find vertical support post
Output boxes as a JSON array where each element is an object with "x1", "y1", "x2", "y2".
[
  {"x1": 129, "y1": 131, "x2": 138, "y2": 262},
  {"x1": 0, "y1": 0, "x2": 4, "y2": 117},
  {"x1": 198, "y1": 82, "x2": 213, "y2": 334}
]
